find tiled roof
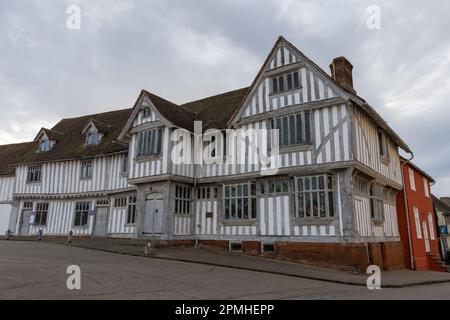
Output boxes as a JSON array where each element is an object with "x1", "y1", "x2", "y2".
[
  {"x1": 14, "y1": 108, "x2": 132, "y2": 165},
  {"x1": 181, "y1": 87, "x2": 250, "y2": 130},
  {"x1": 0, "y1": 142, "x2": 37, "y2": 176}
]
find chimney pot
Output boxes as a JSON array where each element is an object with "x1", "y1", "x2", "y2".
[{"x1": 330, "y1": 56, "x2": 356, "y2": 94}]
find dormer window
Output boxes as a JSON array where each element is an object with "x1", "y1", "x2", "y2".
[
  {"x1": 39, "y1": 139, "x2": 52, "y2": 152},
  {"x1": 86, "y1": 132, "x2": 101, "y2": 145}
]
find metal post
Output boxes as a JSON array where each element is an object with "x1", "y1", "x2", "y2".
[
  {"x1": 37, "y1": 229, "x2": 43, "y2": 241},
  {"x1": 68, "y1": 231, "x2": 73, "y2": 243}
]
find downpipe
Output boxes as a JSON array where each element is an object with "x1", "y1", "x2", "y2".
[{"x1": 401, "y1": 152, "x2": 415, "y2": 270}]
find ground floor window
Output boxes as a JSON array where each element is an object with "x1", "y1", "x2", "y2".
[
  {"x1": 74, "y1": 202, "x2": 90, "y2": 227},
  {"x1": 370, "y1": 183, "x2": 384, "y2": 220},
  {"x1": 294, "y1": 175, "x2": 334, "y2": 218},
  {"x1": 259, "y1": 177, "x2": 289, "y2": 196},
  {"x1": 35, "y1": 203, "x2": 49, "y2": 226},
  {"x1": 223, "y1": 182, "x2": 257, "y2": 220},
  {"x1": 175, "y1": 186, "x2": 191, "y2": 214},
  {"x1": 127, "y1": 196, "x2": 137, "y2": 224}
]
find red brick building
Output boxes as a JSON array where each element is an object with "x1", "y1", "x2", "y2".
[{"x1": 397, "y1": 158, "x2": 444, "y2": 271}]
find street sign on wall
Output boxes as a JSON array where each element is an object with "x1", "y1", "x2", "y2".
[{"x1": 438, "y1": 226, "x2": 448, "y2": 235}]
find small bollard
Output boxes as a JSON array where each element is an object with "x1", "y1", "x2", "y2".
[
  {"x1": 6, "y1": 229, "x2": 11, "y2": 240},
  {"x1": 144, "y1": 242, "x2": 152, "y2": 255},
  {"x1": 37, "y1": 229, "x2": 43, "y2": 241},
  {"x1": 67, "y1": 230, "x2": 73, "y2": 244}
]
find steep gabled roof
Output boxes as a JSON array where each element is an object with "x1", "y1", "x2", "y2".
[
  {"x1": 0, "y1": 142, "x2": 37, "y2": 176},
  {"x1": 181, "y1": 87, "x2": 250, "y2": 130},
  {"x1": 15, "y1": 108, "x2": 132, "y2": 165},
  {"x1": 142, "y1": 90, "x2": 198, "y2": 131},
  {"x1": 227, "y1": 36, "x2": 411, "y2": 153},
  {"x1": 34, "y1": 128, "x2": 63, "y2": 142}
]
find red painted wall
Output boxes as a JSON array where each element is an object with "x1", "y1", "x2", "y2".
[{"x1": 397, "y1": 163, "x2": 440, "y2": 270}]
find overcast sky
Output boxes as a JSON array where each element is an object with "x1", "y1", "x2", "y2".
[{"x1": 0, "y1": 0, "x2": 449, "y2": 196}]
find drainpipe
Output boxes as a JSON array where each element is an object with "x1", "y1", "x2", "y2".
[{"x1": 401, "y1": 152, "x2": 415, "y2": 270}]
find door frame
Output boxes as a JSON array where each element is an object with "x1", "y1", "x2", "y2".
[
  {"x1": 423, "y1": 220, "x2": 430, "y2": 253},
  {"x1": 93, "y1": 204, "x2": 109, "y2": 237},
  {"x1": 143, "y1": 193, "x2": 165, "y2": 236}
]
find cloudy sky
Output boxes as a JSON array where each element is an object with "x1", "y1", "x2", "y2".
[{"x1": 0, "y1": 0, "x2": 449, "y2": 196}]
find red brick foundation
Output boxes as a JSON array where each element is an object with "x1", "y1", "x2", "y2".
[{"x1": 200, "y1": 240, "x2": 405, "y2": 272}]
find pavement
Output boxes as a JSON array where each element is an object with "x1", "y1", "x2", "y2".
[
  {"x1": 3, "y1": 237, "x2": 450, "y2": 288},
  {"x1": 3, "y1": 240, "x2": 450, "y2": 300}
]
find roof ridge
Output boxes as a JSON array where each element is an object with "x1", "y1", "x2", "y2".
[
  {"x1": 59, "y1": 107, "x2": 132, "y2": 122},
  {"x1": 181, "y1": 87, "x2": 250, "y2": 106}
]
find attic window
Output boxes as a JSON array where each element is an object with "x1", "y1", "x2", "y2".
[
  {"x1": 142, "y1": 107, "x2": 151, "y2": 119},
  {"x1": 39, "y1": 139, "x2": 52, "y2": 152},
  {"x1": 86, "y1": 132, "x2": 101, "y2": 145}
]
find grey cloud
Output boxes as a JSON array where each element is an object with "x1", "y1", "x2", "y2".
[{"x1": 0, "y1": 0, "x2": 449, "y2": 196}]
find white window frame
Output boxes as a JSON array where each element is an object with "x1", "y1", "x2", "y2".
[
  {"x1": 80, "y1": 160, "x2": 93, "y2": 179},
  {"x1": 423, "y1": 177, "x2": 430, "y2": 198},
  {"x1": 175, "y1": 186, "x2": 192, "y2": 214},
  {"x1": 126, "y1": 196, "x2": 137, "y2": 225},
  {"x1": 428, "y1": 213, "x2": 435, "y2": 240},
  {"x1": 409, "y1": 168, "x2": 416, "y2": 191},
  {"x1": 73, "y1": 202, "x2": 90, "y2": 227},
  {"x1": 27, "y1": 165, "x2": 42, "y2": 183},
  {"x1": 35, "y1": 203, "x2": 49, "y2": 226},
  {"x1": 413, "y1": 206, "x2": 422, "y2": 239}
]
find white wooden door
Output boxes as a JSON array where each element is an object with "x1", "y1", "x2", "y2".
[
  {"x1": 94, "y1": 207, "x2": 108, "y2": 237},
  {"x1": 20, "y1": 210, "x2": 32, "y2": 235},
  {"x1": 144, "y1": 194, "x2": 164, "y2": 235},
  {"x1": 423, "y1": 221, "x2": 430, "y2": 253}
]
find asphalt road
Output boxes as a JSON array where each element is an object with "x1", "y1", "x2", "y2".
[{"x1": 0, "y1": 241, "x2": 449, "y2": 300}]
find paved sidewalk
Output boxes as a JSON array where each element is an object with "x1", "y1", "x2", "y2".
[{"x1": 3, "y1": 237, "x2": 450, "y2": 288}]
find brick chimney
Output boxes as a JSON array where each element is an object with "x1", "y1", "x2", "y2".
[{"x1": 329, "y1": 56, "x2": 356, "y2": 94}]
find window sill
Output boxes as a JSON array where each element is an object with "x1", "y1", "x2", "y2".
[
  {"x1": 220, "y1": 219, "x2": 257, "y2": 226},
  {"x1": 80, "y1": 177, "x2": 93, "y2": 181},
  {"x1": 119, "y1": 172, "x2": 128, "y2": 178},
  {"x1": 135, "y1": 155, "x2": 162, "y2": 162},
  {"x1": 26, "y1": 182, "x2": 42, "y2": 185},
  {"x1": 292, "y1": 218, "x2": 335, "y2": 225}
]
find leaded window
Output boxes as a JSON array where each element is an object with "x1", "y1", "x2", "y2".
[
  {"x1": 137, "y1": 128, "x2": 163, "y2": 157},
  {"x1": 295, "y1": 175, "x2": 334, "y2": 218},
  {"x1": 175, "y1": 186, "x2": 191, "y2": 214},
  {"x1": 271, "y1": 111, "x2": 311, "y2": 147},
  {"x1": 259, "y1": 178, "x2": 289, "y2": 196},
  {"x1": 370, "y1": 183, "x2": 384, "y2": 220},
  {"x1": 223, "y1": 183, "x2": 257, "y2": 220},
  {"x1": 74, "y1": 202, "x2": 90, "y2": 227},
  {"x1": 271, "y1": 71, "x2": 301, "y2": 94},
  {"x1": 127, "y1": 196, "x2": 137, "y2": 224},
  {"x1": 35, "y1": 203, "x2": 48, "y2": 226},
  {"x1": 80, "y1": 160, "x2": 93, "y2": 179},
  {"x1": 27, "y1": 165, "x2": 42, "y2": 183}
]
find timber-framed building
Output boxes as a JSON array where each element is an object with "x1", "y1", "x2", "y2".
[{"x1": 0, "y1": 37, "x2": 411, "y2": 270}]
